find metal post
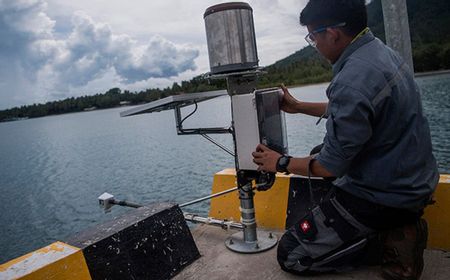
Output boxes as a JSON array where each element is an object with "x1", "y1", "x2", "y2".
[
  {"x1": 179, "y1": 186, "x2": 239, "y2": 208},
  {"x1": 183, "y1": 213, "x2": 245, "y2": 230},
  {"x1": 225, "y1": 173, "x2": 277, "y2": 253},
  {"x1": 381, "y1": 0, "x2": 414, "y2": 71},
  {"x1": 239, "y1": 182, "x2": 258, "y2": 242}
]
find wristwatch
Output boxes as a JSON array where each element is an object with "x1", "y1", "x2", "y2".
[{"x1": 276, "y1": 155, "x2": 292, "y2": 173}]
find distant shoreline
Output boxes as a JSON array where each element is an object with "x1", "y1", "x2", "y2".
[
  {"x1": 283, "y1": 69, "x2": 450, "y2": 90},
  {"x1": 1, "y1": 69, "x2": 449, "y2": 123},
  {"x1": 415, "y1": 69, "x2": 450, "y2": 78}
]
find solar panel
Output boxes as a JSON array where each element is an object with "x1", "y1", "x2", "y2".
[{"x1": 120, "y1": 90, "x2": 227, "y2": 117}]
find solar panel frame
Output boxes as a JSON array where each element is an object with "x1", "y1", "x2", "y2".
[{"x1": 120, "y1": 90, "x2": 228, "y2": 117}]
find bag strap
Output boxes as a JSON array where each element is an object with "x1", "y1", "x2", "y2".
[{"x1": 307, "y1": 156, "x2": 317, "y2": 208}]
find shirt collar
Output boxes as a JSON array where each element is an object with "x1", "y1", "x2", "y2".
[{"x1": 332, "y1": 29, "x2": 375, "y2": 76}]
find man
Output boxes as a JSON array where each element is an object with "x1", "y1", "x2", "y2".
[{"x1": 252, "y1": 0, "x2": 439, "y2": 279}]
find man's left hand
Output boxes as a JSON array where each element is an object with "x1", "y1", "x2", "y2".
[{"x1": 252, "y1": 144, "x2": 281, "y2": 172}]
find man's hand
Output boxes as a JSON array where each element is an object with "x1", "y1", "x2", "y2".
[
  {"x1": 280, "y1": 84, "x2": 328, "y2": 117},
  {"x1": 252, "y1": 144, "x2": 282, "y2": 172},
  {"x1": 280, "y1": 84, "x2": 302, "y2": 114}
]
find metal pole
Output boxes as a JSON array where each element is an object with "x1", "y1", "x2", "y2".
[
  {"x1": 239, "y1": 182, "x2": 258, "y2": 242},
  {"x1": 101, "y1": 191, "x2": 246, "y2": 230},
  {"x1": 225, "y1": 176, "x2": 277, "y2": 253},
  {"x1": 183, "y1": 213, "x2": 244, "y2": 230},
  {"x1": 111, "y1": 199, "x2": 142, "y2": 208},
  {"x1": 179, "y1": 186, "x2": 238, "y2": 208},
  {"x1": 381, "y1": 0, "x2": 414, "y2": 71}
]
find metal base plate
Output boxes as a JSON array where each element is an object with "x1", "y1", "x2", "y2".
[{"x1": 225, "y1": 230, "x2": 277, "y2": 254}]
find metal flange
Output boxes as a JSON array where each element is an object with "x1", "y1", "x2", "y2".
[{"x1": 225, "y1": 230, "x2": 277, "y2": 253}]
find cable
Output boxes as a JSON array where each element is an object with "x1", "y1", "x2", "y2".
[{"x1": 179, "y1": 101, "x2": 198, "y2": 127}]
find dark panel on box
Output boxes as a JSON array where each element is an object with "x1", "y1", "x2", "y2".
[
  {"x1": 67, "y1": 203, "x2": 199, "y2": 280},
  {"x1": 285, "y1": 177, "x2": 334, "y2": 229}
]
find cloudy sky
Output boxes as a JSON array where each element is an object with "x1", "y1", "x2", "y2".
[{"x1": 0, "y1": 0, "x2": 309, "y2": 110}]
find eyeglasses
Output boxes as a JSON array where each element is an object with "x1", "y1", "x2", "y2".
[{"x1": 305, "y1": 22, "x2": 346, "y2": 47}]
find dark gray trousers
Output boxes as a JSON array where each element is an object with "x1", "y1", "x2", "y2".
[{"x1": 277, "y1": 192, "x2": 374, "y2": 274}]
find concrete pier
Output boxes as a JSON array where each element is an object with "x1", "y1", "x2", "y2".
[{"x1": 175, "y1": 225, "x2": 450, "y2": 280}]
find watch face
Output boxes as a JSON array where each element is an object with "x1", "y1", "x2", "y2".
[
  {"x1": 277, "y1": 155, "x2": 290, "y2": 172},
  {"x1": 282, "y1": 157, "x2": 291, "y2": 168},
  {"x1": 279, "y1": 156, "x2": 289, "y2": 167}
]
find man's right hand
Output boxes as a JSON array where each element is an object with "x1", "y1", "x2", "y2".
[
  {"x1": 280, "y1": 84, "x2": 302, "y2": 114},
  {"x1": 280, "y1": 84, "x2": 328, "y2": 118}
]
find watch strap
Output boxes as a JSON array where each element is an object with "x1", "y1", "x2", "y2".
[{"x1": 276, "y1": 155, "x2": 292, "y2": 173}]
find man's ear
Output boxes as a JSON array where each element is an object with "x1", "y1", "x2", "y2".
[{"x1": 327, "y1": 28, "x2": 341, "y2": 43}]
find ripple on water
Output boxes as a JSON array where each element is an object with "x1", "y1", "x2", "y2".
[{"x1": 0, "y1": 76, "x2": 449, "y2": 262}]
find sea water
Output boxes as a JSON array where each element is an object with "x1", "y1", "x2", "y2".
[{"x1": 0, "y1": 74, "x2": 449, "y2": 263}]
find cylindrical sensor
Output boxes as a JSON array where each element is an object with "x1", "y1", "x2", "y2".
[{"x1": 204, "y1": 2, "x2": 259, "y2": 74}]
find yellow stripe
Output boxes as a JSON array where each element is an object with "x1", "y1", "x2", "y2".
[
  {"x1": 0, "y1": 242, "x2": 91, "y2": 280},
  {"x1": 209, "y1": 170, "x2": 450, "y2": 250},
  {"x1": 423, "y1": 174, "x2": 450, "y2": 250},
  {"x1": 209, "y1": 169, "x2": 291, "y2": 229}
]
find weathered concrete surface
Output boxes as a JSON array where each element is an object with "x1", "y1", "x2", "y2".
[{"x1": 174, "y1": 225, "x2": 450, "y2": 280}]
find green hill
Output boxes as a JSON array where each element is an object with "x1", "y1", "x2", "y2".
[
  {"x1": 258, "y1": 46, "x2": 332, "y2": 88},
  {"x1": 269, "y1": 0, "x2": 450, "y2": 77},
  {"x1": 368, "y1": 0, "x2": 450, "y2": 71},
  {"x1": 369, "y1": 0, "x2": 450, "y2": 45}
]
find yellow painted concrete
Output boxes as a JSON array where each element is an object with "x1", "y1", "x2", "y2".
[
  {"x1": 423, "y1": 174, "x2": 450, "y2": 251},
  {"x1": 0, "y1": 242, "x2": 91, "y2": 280},
  {"x1": 2, "y1": 173, "x2": 449, "y2": 280},
  {"x1": 209, "y1": 168, "x2": 291, "y2": 229},
  {"x1": 209, "y1": 170, "x2": 450, "y2": 250}
]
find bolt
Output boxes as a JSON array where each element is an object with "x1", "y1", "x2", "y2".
[
  {"x1": 269, "y1": 232, "x2": 273, "y2": 239},
  {"x1": 229, "y1": 239, "x2": 234, "y2": 245},
  {"x1": 255, "y1": 243, "x2": 260, "y2": 249}
]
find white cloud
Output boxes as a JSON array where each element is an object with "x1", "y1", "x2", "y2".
[
  {"x1": 0, "y1": 0, "x2": 200, "y2": 109},
  {"x1": 0, "y1": 0, "x2": 309, "y2": 109},
  {"x1": 113, "y1": 34, "x2": 198, "y2": 83},
  {"x1": 0, "y1": 0, "x2": 54, "y2": 38}
]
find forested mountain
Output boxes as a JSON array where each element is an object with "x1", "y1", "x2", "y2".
[
  {"x1": 259, "y1": 46, "x2": 332, "y2": 87},
  {"x1": 368, "y1": 0, "x2": 450, "y2": 71},
  {"x1": 1, "y1": 0, "x2": 449, "y2": 121},
  {"x1": 267, "y1": 0, "x2": 450, "y2": 76}
]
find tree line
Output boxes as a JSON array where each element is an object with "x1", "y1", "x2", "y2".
[
  {"x1": 0, "y1": 78, "x2": 227, "y2": 122},
  {"x1": 0, "y1": 50, "x2": 331, "y2": 122}
]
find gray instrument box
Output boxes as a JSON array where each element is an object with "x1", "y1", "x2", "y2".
[{"x1": 232, "y1": 88, "x2": 288, "y2": 171}]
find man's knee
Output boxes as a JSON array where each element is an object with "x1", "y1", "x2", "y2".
[
  {"x1": 277, "y1": 229, "x2": 371, "y2": 275},
  {"x1": 277, "y1": 229, "x2": 296, "y2": 270},
  {"x1": 277, "y1": 229, "x2": 313, "y2": 274}
]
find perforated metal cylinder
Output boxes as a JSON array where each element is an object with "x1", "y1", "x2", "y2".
[{"x1": 204, "y1": 2, "x2": 259, "y2": 74}]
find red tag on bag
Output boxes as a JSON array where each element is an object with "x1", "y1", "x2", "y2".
[
  {"x1": 300, "y1": 220, "x2": 311, "y2": 233},
  {"x1": 296, "y1": 212, "x2": 317, "y2": 241}
]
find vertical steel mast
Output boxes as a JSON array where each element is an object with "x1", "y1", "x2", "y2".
[{"x1": 381, "y1": 0, "x2": 414, "y2": 71}]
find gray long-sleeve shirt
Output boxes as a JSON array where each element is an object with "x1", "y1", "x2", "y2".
[{"x1": 315, "y1": 31, "x2": 439, "y2": 211}]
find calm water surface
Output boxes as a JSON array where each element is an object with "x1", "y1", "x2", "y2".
[{"x1": 0, "y1": 74, "x2": 449, "y2": 262}]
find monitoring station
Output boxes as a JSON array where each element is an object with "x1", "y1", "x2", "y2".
[{"x1": 116, "y1": 2, "x2": 288, "y2": 254}]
